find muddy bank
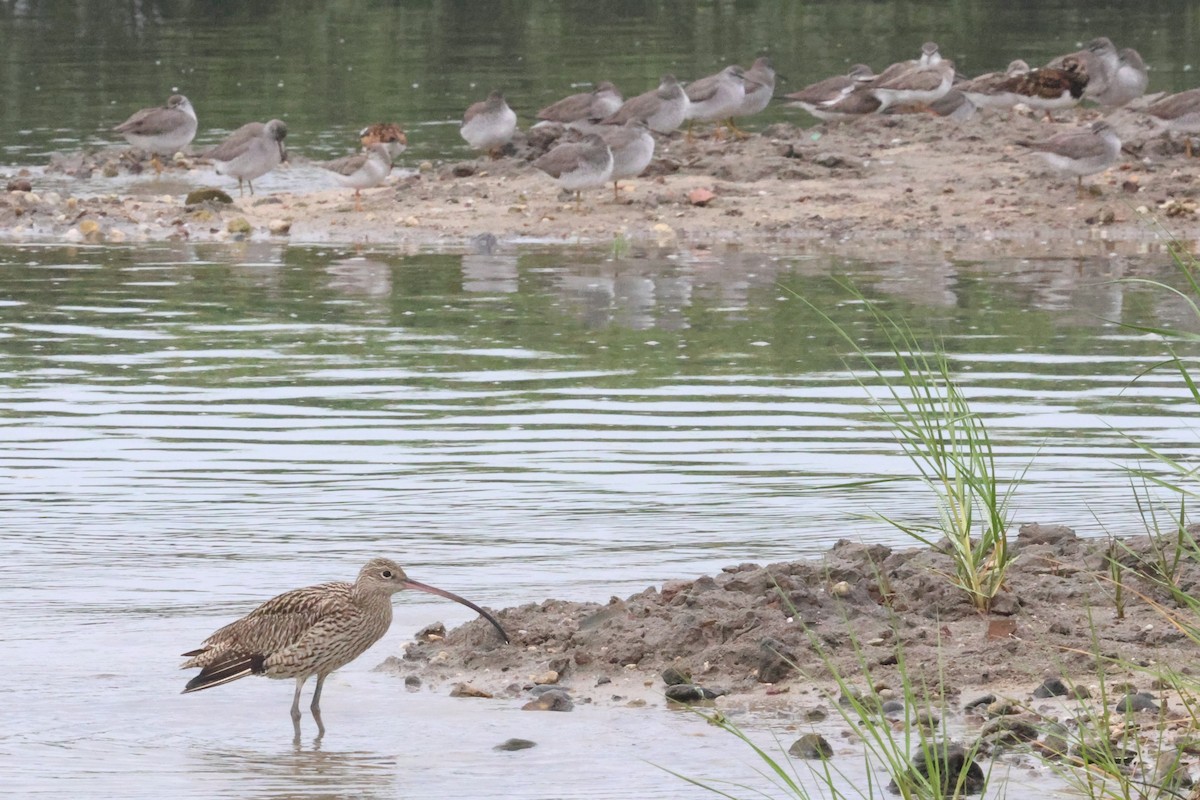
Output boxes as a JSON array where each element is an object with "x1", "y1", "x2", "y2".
[
  {"x1": 394, "y1": 524, "x2": 1199, "y2": 705},
  {"x1": 2, "y1": 108, "x2": 1198, "y2": 254}
]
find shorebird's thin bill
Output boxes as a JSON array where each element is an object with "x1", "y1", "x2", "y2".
[{"x1": 404, "y1": 579, "x2": 510, "y2": 643}]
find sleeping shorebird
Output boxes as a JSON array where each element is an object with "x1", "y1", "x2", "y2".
[
  {"x1": 958, "y1": 60, "x2": 1031, "y2": 111},
  {"x1": 869, "y1": 57, "x2": 955, "y2": 112},
  {"x1": 685, "y1": 65, "x2": 746, "y2": 140},
  {"x1": 318, "y1": 143, "x2": 393, "y2": 211},
  {"x1": 113, "y1": 94, "x2": 198, "y2": 172},
  {"x1": 603, "y1": 74, "x2": 691, "y2": 134},
  {"x1": 460, "y1": 90, "x2": 517, "y2": 158},
  {"x1": 1017, "y1": 119, "x2": 1121, "y2": 196},
  {"x1": 182, "y1": 558, "x2": 508, "y2": 736},
  {"x1": 994, "y1": 57, "x2": 1088, "y2": 121},
  {"x1": 597, "y1": 119, "x2": 655, "y2": 202},
  {"x1": 532, "y1": 133, "x2": 613, "y2": 205},
  {"x1": 1144, "y1": 88, "x2": 1200, "y2": 156},
  {"x1": 785, "y1": 64, "x2": 877, "y2": 121},
  {"x1": 537, "y1": 82, "x2": 623, "y2": 125},
  {"x1": 206, "y1": 119, "x2": 288, "y2": 196},
  {"x1": 728, "y1": 56, "x2": 776, "y2": 137},
  {"x1": 1092, "y1": 48, "x2": 1147, "y2": 108}
]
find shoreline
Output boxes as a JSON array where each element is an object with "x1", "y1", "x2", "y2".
[{"x1": 2, "y1": 109, "x2": 1197, "y2": 254}]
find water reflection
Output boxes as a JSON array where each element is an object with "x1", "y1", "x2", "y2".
[{"x1": 196, "y1": 743, "x2": 395, "y2": 800}]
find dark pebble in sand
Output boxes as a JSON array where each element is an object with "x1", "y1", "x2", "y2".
[
  {"x1": 1115, "y1": 692, "x2": 1159, "y2": 712},
  {"x1": 788, "y1": 732, "x2": 833, "y2": 760},
  {"x1": 1033, "y1": 677, "x2": 1069, "y2": 698},
  {"x1": 404, "y1": 675, "x2": 421, "y2": 690},
  {"x1": 662, "y1": 666, "x2": 692, "y2": 686},
  {"x1": 184, "y1": 187, "x2": 233, "y2": 205},
  {"x1": 963, "y1": 693, "x2": 995, "y2": 711},
  {"x1": 522, "y1": 689, "x2": 573, "y2": 712},
  {"x1": 665, "y1": 684, "x2": 721, "y2": 703},
  {"x1": 891, "y1": 742, "x2": 985, "y2": 796},
  {"x1": 495, "y1": 738, "x2": 537, "y2": 752},
  {"x1": 6, "y1": 178, "x2": 32, "y2": 192}
]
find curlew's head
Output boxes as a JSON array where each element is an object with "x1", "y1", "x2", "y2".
[{"x1": 357, "y1": 557, "x2": 510, "y2": 643}]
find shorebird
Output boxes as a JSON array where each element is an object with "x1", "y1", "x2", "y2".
[
  {"x1": 113, "y1": 94, "x2": 198, "y2": 171},
  {"x1": 685, "y1": 65, "x2": 746, "y2": 139},
  {"x1": 358, "y1": 122, "x2": 408, "y2": 160},
  {"x1": 1017, "y1": 119, "x2": 1121, "y2": 195},
  {"x1": 1144, "y1": 88, "x2": 1200, "y2": 156},
  {"x1": 1092, "y1": 48, "x2": 1147, "y2": 108},
  {"x1": 460, "y1": 90, "x2": 517, "y2": 157},
  {"x1": 207, "y1": 119, "x2": 288, "y2": 196},
  {"x1": 785, "y1": 64, "x2": 876, "y2": 120},
  {"x1": 182, "y1": 558, "x2": 508, "y2": 733},
  {"x1": 318, "y1": 143, "x2": 393, "y2": 211},
  {"x1": 958, "y1": 60, "x2": 1030, "y2": 111},
  {"x1": 994, "y1": 57, "x2": 1088, "y2": 120},
  {"x1": 870, "y1": 57, "x2": 955, "y2": 111},
  {"x1": 602, "y1": 74, "x2": 691, "y2": 134},
  {"x1": 532, "y1": 133, "x2": 613, "y2": 205},
  {"x1": 728, "y1": 56, "x2": 776, "y2": 137},
  {"x1": 598, "y1": 119, "x2": 655, "y2": 202},
  {"x1": 537, "y1": 82, "x2": 623, "y2": 124},
  {"x1": 871, "y1": 42, "x2": 943, "y2": 87}
]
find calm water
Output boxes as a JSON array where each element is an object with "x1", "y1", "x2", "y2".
[
  {"x1": 2, "y1": 239, "x2": 1198, "y2": 797},
  {"x1": 1, "y1": 0, "x2": 1199, "y2": 167}
]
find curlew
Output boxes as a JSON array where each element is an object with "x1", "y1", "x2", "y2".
[{"x1": 181, "y1": 557, "x2": 508, "y2": 733}]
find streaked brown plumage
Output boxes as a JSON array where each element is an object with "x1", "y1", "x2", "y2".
[
  {"x1": 994, "y1": 57, "x2": 1088, "y2": 119},
  {"x1": 182, "y1": 557, "x2": 508, "y2": 731}
]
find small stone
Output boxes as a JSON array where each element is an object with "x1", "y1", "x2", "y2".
[
  {"x1": 891, "y1": 742, "x2": 985, "y2": 796},
  {"x1": 494, "y1": 738, "x2": 536, "y2": 752},
  {"x1": 1115, "y1": 692, "x2": 1159, "y2": 713},
  {"x1": 106, "y1": 228, "x2": 126, "y2": 243},
  {"x1": 830, "y1": 580, "x2": 851, "y2": 597},
  {"x1": 522, "y1": 689, "x2": 573, "y2": 712},
  {"x1": 449, "y1": 683, "x2": 493, "y2": 698},
  {"x1": 804, "y1": 707, "x2": 828, "y2": 722},
  {"x1": 419, "y1": 160, "x2": 434, "y2": 173},
  {"x1": 404, "y1": 675, "x2": 421, "y2": 690},
  {"x1": 662, "y1": 666, "x2": 692, "y2": 686},
  {"x1": 79, "y1": 219, "x2": 100, "y2": 237},
  {"x1": 757, "y1": 637, "x2": 795, "y2": 684},
  {"x1": 226, "y1": 217, "x2": 252, "y2": 235},
  {"x1": 687, "y1": 187, "x2": 716, "y2": 207},
  {"x1": 268, "y1": 218, "x2": 291, "y2": 235},
  {"x1": 665, "y1": 684, "x2": 720, "y2": 704},
  {"x1": 1033, "y1": 677, "x2": 1070, "y2": 698},
  {"x1": 789, "y1": 732, "x2": 833, "y2": 760},
  {"x1": 532, "y1": 670, "x2": 559, "y2": 685},
  {"x1": 404, "y1": 215, "x2": 420, "y2": 226},
  {"x1": 6, "y1": 178, "x2": 32, "y2": 192},
  {"x1": 964, "y1": 693, "x2": 996, "y2": 711}
]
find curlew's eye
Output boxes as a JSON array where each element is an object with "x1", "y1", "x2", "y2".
[{"x1": 381, "y1": 570, "x2": 393, "y2": 578}]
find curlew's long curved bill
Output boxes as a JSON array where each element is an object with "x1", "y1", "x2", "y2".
[{"x1": 404, "y1": 579, "x2": 510, "y2": 644}]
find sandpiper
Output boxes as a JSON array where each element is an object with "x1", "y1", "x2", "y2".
[
  {"x1": 598, "y1": 119, "x2": 655, "y2": 202},
  {"x1": 729, "y1": 56, "x2": 776, "y2": 137},
  {"x1": 994, "y1": 57, "x2": 1088, "y2": 120},
  {"x1": 811, "y1": 86, "x2": 884, "y2": 122},
  {"x1": 318, "y1": 143, "x2": 393, "y2": 211},
  {"x1": 1092, "y1": 48, "x2": 1147, "y2": 108},
  {"x1": 1144, "y1": 88, "x2": 1200, "y2": 156},
  {"x1": 1017, "y1": 119, "x2": 1121, "y2": 195},
  {"x1": 460, "y1": 90, "x2": 517, "y2": 157},
  {"x1": 870, "y1": 58, "x2": 955, "y2": 111},
  {"x1": 113, "y1": 94, "x2": 198, "y2": 170},
  {"x1": 603, "y1": 74, "x2": 691, "y2": 134},
  {"x1": 531, "y1": 133, "x2": 613, "y2": 204},
  {"x1": 685, "y1": 65, "x2": 746, "y2": 139},
  {"x1": 538, "y1": 82, "x2": 623, "y2": 124},
  {"x1": 785, "y1": 64, "x2": 876, "y2": 120},
  {"x1": 358, "y1": 122, "x2": 408, "y2": 160},
  {"x1": 871, "y1": 42, "x2": 943, "y2": 87},
  {"x1": 206, "y1": 119, "x2": 288, "y2": 196},
  {"x1": 958, "y1": 60, "x2": 1030, "y2": 110}
]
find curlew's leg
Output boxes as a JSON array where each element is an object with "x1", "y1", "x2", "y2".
[
  {"x1": 310, "y1": 674, "x2": 327, "y2": 736},
  {"x1": 290, "y1": 675, "x2": 307, "y2": 722}
]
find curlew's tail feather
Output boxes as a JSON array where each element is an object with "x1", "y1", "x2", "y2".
[{"x1": 182, "y1": 654, "x2": 266, "y2": 694}]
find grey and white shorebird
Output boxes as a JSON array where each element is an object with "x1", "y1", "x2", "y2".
[
  {"x1": 785, "y1": 64, "x2": 877, "y2": 120},
  {"x1": 537, "y1": 82, "x2": 623, "y2": 124},
  {"x1": 958, "y1": 60, "x2": 1030, "y2": 111},
  {"x1": 1092, "y1": 48, "x2": 1147, "y2": 108},
  {"x1": 729, "y1": 56, "x2": 776, "y2": 137},
  {"x1": 871, "y1": 42, "x2": 943, "y2": 87},
  {"x1": 685, "y1": 65, "x2": 746, "y2": 139},
  {"x1": 182, "y1": 558, "x2": 509, "y2": 733},
  {"x1": 460, "y1": 89, "x2": 518, "y2": 157},
  {"x1": 206, "y1": 119, "x2": 288, "y2": 196},
  {"x1": 1144, "y1": 88, "x2": 1200, "y2": 157},
  {"x1": 532, "y1": 133, "x2": 614, "y2": 204},
  {"x1": 318, "y1": 143, "x2": 393, "y2": 211},
  {"x1": 602, "y1": 74, "x2": 691, "y2": 134},
  {"x1": 598, "y1": 119, "x2": 655, "y2": 202},
  {"x1": 869, "y1": 56, "x2": 955, "y2": 111},
  {"x1": 1017, "y1": 120, "x2": 1121, "y2": 195},
  {"x1": 113, "y1": 94, "x2": 198, "y2": 170}
]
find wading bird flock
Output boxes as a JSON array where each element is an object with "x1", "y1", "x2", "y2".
[{"x1": 115, "y1": 36, "x2": 1198, "y2": 207}]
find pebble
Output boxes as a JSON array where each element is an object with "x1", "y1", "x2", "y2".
[
  {"x1": 664, "y1": 684, "x2": 720, "y2": 703},
  {"x1": 522, "y1": 689, "x2": 573, "y2": 712},
  {"x1": 226, "y1": 217, "x2": 252, "y2": 235},
  {"x1": 268, "y1": 218, "x2": 291, "y2": 235},
  {"x1": 531, "y1": 670, "x2": 559, "y2": 685},
  {"x1": 662, "y1": 666, "x2": 692, "y2": 686},
  {"x1": 788, "y1": 733, "x2": 833, "y2": 760},
  {"x1": 1114, "y1": 691, "x2": 1159, "y2": 713},
  {"x1": 494, "y1": 738, "x2": 536, "y2": 752},
  {"x1": 449, "y1": 682, "x2": 492, "y2": 698},
  {"x1": 1032, "y1": 677, "x2": 1069, "y2": 698}
]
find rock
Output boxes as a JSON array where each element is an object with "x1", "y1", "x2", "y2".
[
  {"x1": 107, "y1": 228, "x2": 126, "y2": 243},
  {"x1": 404, "y1": 675, "x2": 421, "y2": 690},
  {"x1": 268, "y1": 218, "x2": 291, "y2": 235},
  {"x1": 662, "y1": 666, "x2": 692, "y2": 686},
  {"x1": 812, "y1": 152, "x2": 853, "y2": 169},
  {"x1": 449, "y1": 683, "x2": 493, "y2": 698},
  {"x1": 1032, "y1": 677, "x2": 1070, "y2": 698},
  {"x1": 980, "y1": 715, "x2": 1040, "y2": 746},
  {"x1": 664, "y1": 684, "x2": 720, "y2": 703},
  {"x1": 79, "y1": 219, "x2": 100, "y2": 237},
  {"x1": 6, "y1": 178, "x2": 32, "y2": 192},
  {"x1": 1114, "y1": 692, "x2": 1159, "y2": 712},
  {"x1": 522, "y1": 689, "x2": 573, "y2": 712},
  {"x1": 185, "y1": 188, "x2": 233, "y2": 205},
  {"x1": 687, "y1": 187, "x2": 716, "y2": 207},
  {"x1": 494, "y1": 738, "x2": 536, "y2": 752},
  {"x1": 226, "y1": 217, "x2": 252, "y2": 235},
  {"x1": 890, "y1": 742, "x2": 985, "y2": 796},
  {"x1": 788, "y1": 732, "x2": 833, "y2": 760},
  {"x1": 451, "y1": 163, "x2": 476, "y2": 178},
  {"x1": 757, "y1": 637, "x2": 795, "y2": 683},
  {"x1": 882, "y1": 699, "x2": 907, "y2": 720},
  {"x1": 963, "y1": 694, "x2": 995, "y2": 711},
  {"x1": 1016, "y1": 523, "x2": 1076, "y2": 546},
  {"x1": 531, "y1": 670, "x2": 559, "y2": 685}
]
